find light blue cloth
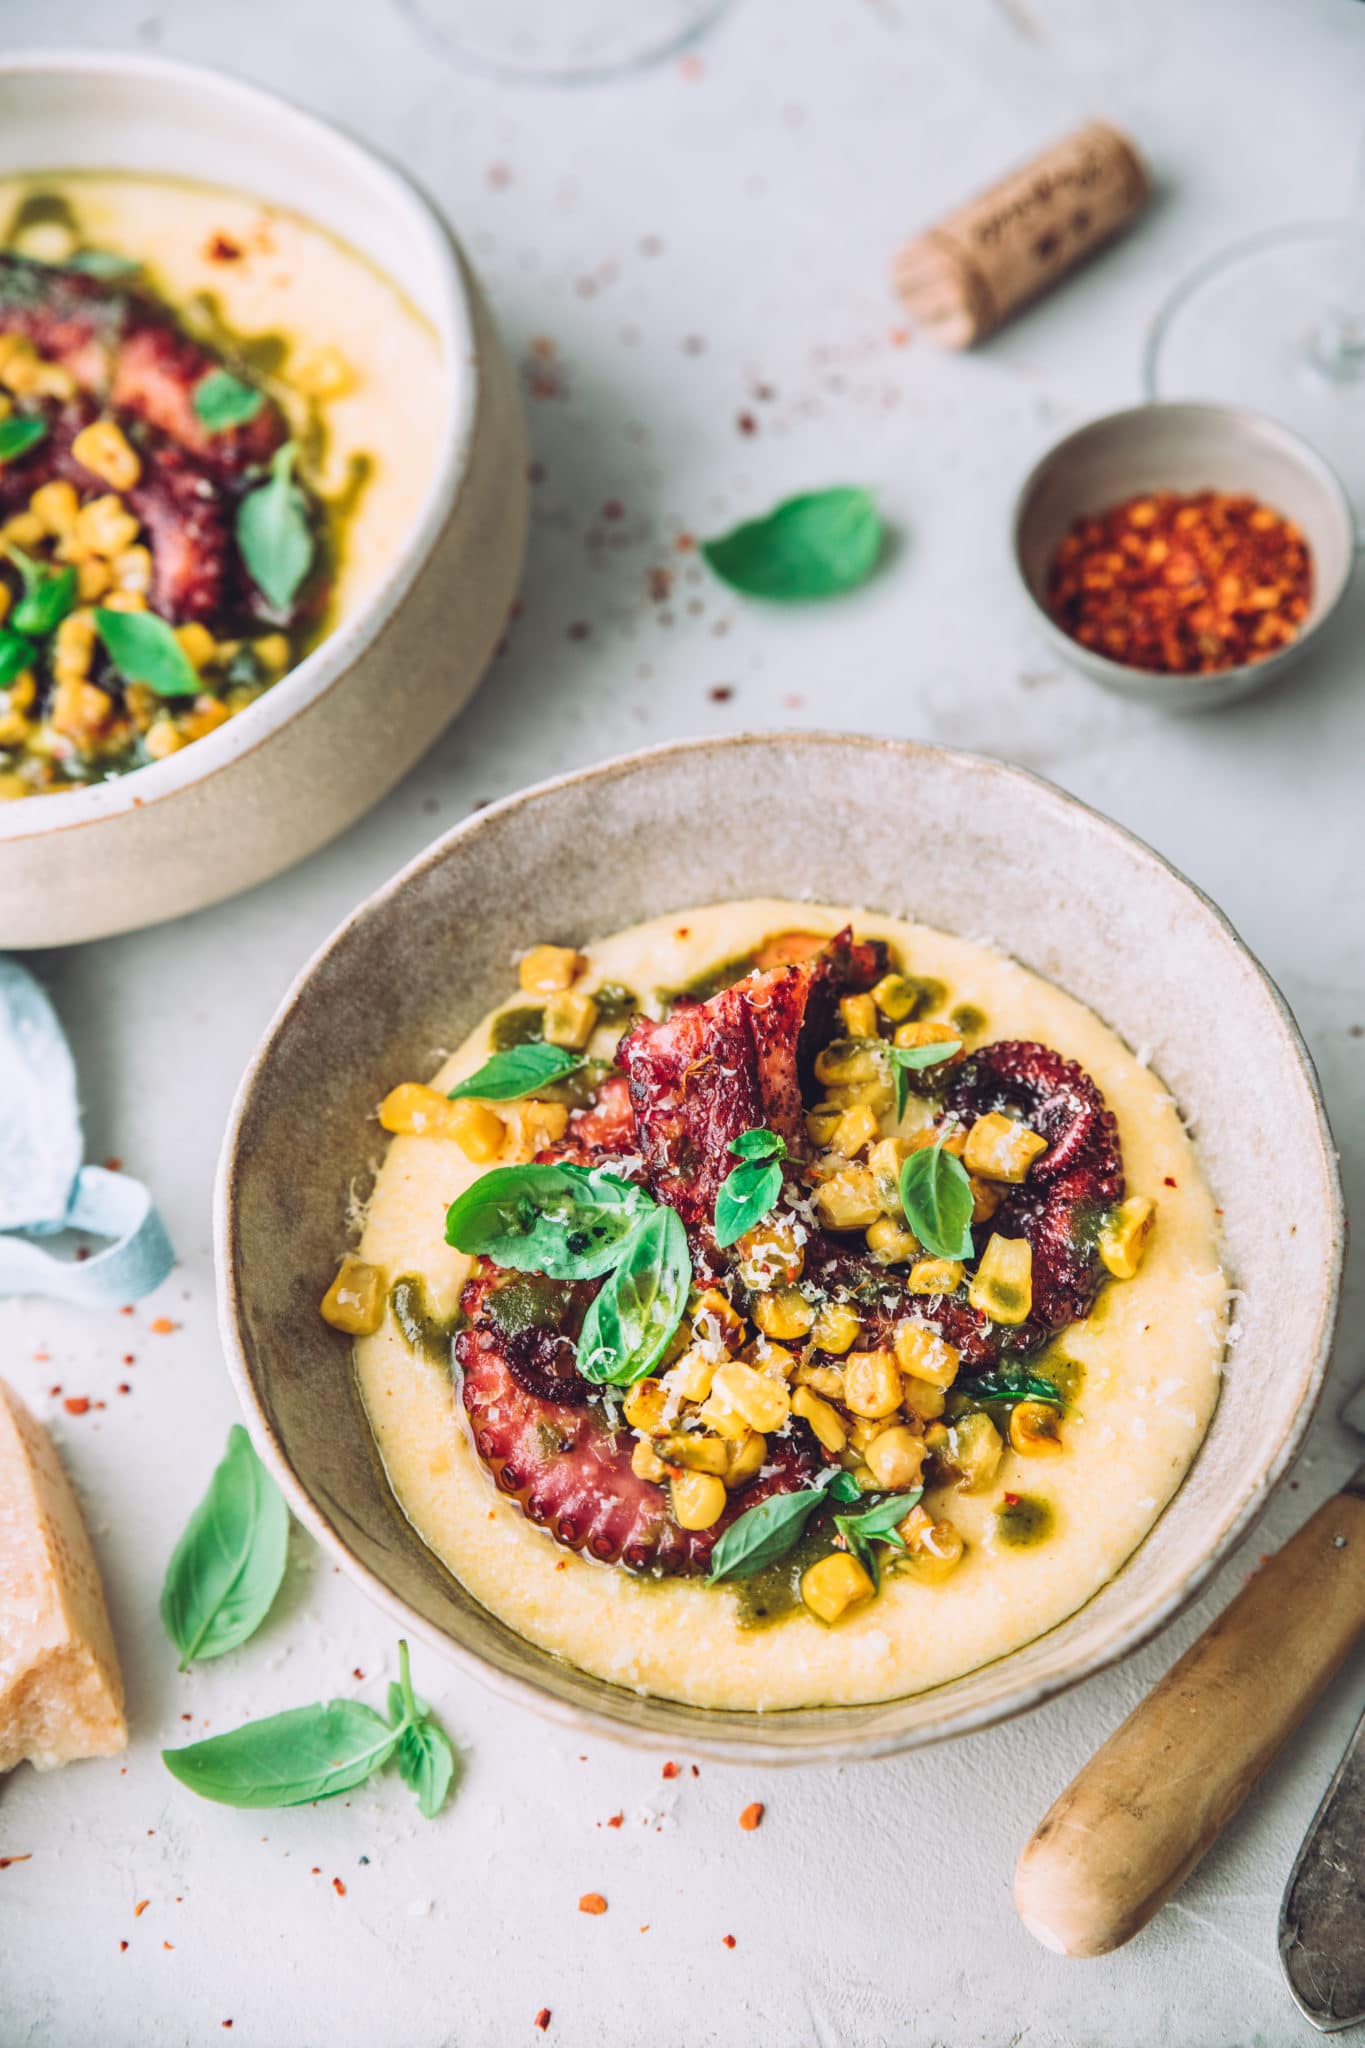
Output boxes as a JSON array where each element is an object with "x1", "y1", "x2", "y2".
[{"x1": 0, "y1": 956, "x2": 174, "y2": 1304}]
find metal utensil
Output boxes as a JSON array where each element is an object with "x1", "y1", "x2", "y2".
[{"x1": 1279, "y1": 1379, "x2": 1365, "y2": 2033}]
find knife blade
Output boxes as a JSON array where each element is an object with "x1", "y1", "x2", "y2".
[
  {"x1": 1279, "y1": 1705, "x2": 1365, "y2": 2032},
  {"x1": 1279, "y1": 1377, "x2": 1365, "y2": 2034}
]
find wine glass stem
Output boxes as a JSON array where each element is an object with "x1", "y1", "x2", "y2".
[{"x1": 1312, "y1": 122, "x2": 1365, "y2": 380}]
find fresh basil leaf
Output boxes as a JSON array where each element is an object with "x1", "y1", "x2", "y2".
[
  {"x1": 0, "y1": 416, "x2": 47, "y2": 465},
  {"x1": 236, "y1": 440, "x2": 314, "y2": 610},
  {"x1": 163, "y1": 1699, "x2": 399, "y2": 1809},
  {"x1": 700, "y1": 486, "x2": 882, "y2": 601},
  {"x1": 94, "y1": 606, "x2": 199, "y2": 698},
  {"x1": 888, "y1": 1038, "x2": 962, "y2": 1122},
  {"x1": 714, "y1": 1156, "x2": 784, "y2": 1248},
  {"x1": 729, "y1": 1126, "x2": 786, "y2": 1163},
  {"x1": 835, "y1": 1490, "x2": 922, "y2": 1546},
  {"x1": 160, "y1": 1424, "x2": 289, "y2": 1670},
  {"x1": 900, "y1": 1143, "x2": 975, "y2": 1261},
  {"x1": 577, "y1": 1205, "x2": 691, "y2": 1385},
  {"x1": 825, "y1": 1469, "x2": 863, "y2": 1505},
  {"x1": 12, "y1": 561, "x2": 75, "y2": 639},
  {"x1": 447, "y1": 1043, "x2": 584, "y2": 1103},
  {"x1": 194, "y1": 368, "x2": 266, "y2": 434},
  {"x1": 445, "y1": 1162, "x2": 653, "y2": 1280},
  {"x1": 962, "y1": 1371, "x2": 1062, "y2": 1408},
  {"x1": 397, "y1": 1719, "x2": 456, "y2": 1820},
  {"x1": 0, "y1": 629, "x2": 36, "y2": 690},
  {"x1": 708, "y1": 1473, "x2": 837, "y2": 1582},
  {"x1": 67, "y1": 247, "x2": 140, "y2": 278}
]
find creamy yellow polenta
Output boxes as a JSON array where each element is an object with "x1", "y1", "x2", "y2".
[{"x1": 353, "y1": 901, "x2": 1227, "y2": 1711}]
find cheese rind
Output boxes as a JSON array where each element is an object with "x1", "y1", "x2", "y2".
[{"x1": 0, "y1": 1378, "x2": 127, "y2": 1771}]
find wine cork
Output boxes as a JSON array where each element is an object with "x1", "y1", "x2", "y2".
[{"x1": 893, "y1": 122, "x2": 1149, "y2": 349}]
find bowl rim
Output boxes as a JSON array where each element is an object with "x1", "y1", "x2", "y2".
[
  {"x1": 0, "y1": 46, "x2": 476, "y2": 843},
  {"x1": 1011, "y1": 397, "x2": 1357, "y2": 697},
  {"x1": 215, "y1": 731, "x2": 1345, "y2": 1762}
]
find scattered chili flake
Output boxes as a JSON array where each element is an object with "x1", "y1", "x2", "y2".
[
  {"x1": 333, "y1": 1878, "x2": 346, "y2": 1897},
  {"x1": 48, "y1": 1385, "x2": 61, "y2": 1398},
  {"x1": 1164, "y1": 1176, "x2": 1177, "y2": 1188},
  {"x1": 606, "y1": 1813, "x2": 624, "y2": 1829},
  {"x1": 63, "y1": 1396, "x2": 89, "y2": 1416},
  {"x1": 352, "y1": 1668, "x2": 365, "y2": 1681},
  {"x1": 736, "y1": 412, "x2": 758, "y2": 436},
  {"x1": 163, "y1": 1941, "x2": 174, "y2": 1951},
  {"x1": 578, "y1": 1893, "x2": 608, "y2": 1915},
  {"x1": 0, "y1": 1854, "x2": 32, "y2": 1868},
  {"x1": 123, "y1": 1353, "x2": 136, "y2": 1365},
  {"x1": 1046, "y1": 490, "x2": 1312, "y2": 676},
  {"x1": 1003, "y1": 1492, "x2": 1021, "y2": 1507},
  {"x1": 534, "y1": 2011, "x2": 551, "y2": 2032},
  {"x1": 690, "y1": 1765, "x2": 699, "y2": 1778},
  {"x1": 119, "y1": 1941, "x2": 128, "y2": 1952},
  {"x1": 722, "y1": 1934, "x2": 737, "y2": 1949},
  {"x1": 709, "y1": 685, "x2": 734, "y2": 703},
  {"x1": 150, "y1": 1317, "x2": 178, "y2": 1335},
  {"x1": 33, "y1": 1349, "x2": 50, "y2": 1363},
  {"x1": 205, "y1": 234, "x2": 241, "y2": 262},
  {"x1": 117, "y1": 1384, "x2": 131, "y2": 1396},
  {"x1": 134, "y1": 1900, "x2": 150, "y2": 1917},
  {"x1": 739, "y1": 1803, "x2": 764, "y2": 1831},
  {"x1": 674, "y1": 532, "x2": 695, "y2": 552}
]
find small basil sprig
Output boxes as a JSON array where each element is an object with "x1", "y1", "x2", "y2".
[
  {"x1": 94, "y1": 607, "x2": 199, "y2": 698},
  {"x1": 236, "y1": 440, "x2": 314, "y2": 611},
  {"x1": 0, "y1": 416, "x2": 48, "y2": 466},
  {"x1": 0, "y1": 628, "x2": 35, "y2": 689},
  {"x1": 577, "y1": 1205, "x2": 690, "y2": 1386},
  {"x1": 714, "y1": 1127, "x2": 787, "y2": 1248},
  {"x1": 447, "y1": 1043, "x2": 584, "y2": 1103},
  {"x1": 162, "y1": 1641, "x2": 455, "y2": 1817},
  {"x1": 962, "y1": 1371, "x2": 1062, "y2": 1408},
  {"x1": 899, "y1": 1133, "x2": 975, "y2": 1261},
  {"x1": 708, "y1": 1469, "x2": 862, "y2": 1583},
  {"x1": 6, "y1": 546, "x2": 76, "y2": 639},
  {"x1": 887, "y1": 1037, "x2": 962, "y2": 1121},
  {"x1": 700, "y1": 487, "x2": 882, "y2": 601},
  {"x1": 194, "y1": 368, "x2": 266, "y2": 434},
  {"x1": 160, "y1": 1425, "x2": 289, "y2": 1670},
  {"x1": 833, "y1": 1489, "x2": 923, "y2": 1588},
  {"x1": 446, "y1": 1162, "x2": 653, "y2": 1279}
]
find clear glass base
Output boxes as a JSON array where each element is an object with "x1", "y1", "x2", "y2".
[
  {"x1": 1145, "y1": 223, "x2": 1365, "y2": 522},
  {"x1": 394, "y1": 0, "x2": 733, "y2": 82}
]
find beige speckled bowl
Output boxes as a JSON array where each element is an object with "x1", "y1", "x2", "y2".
[
  {"x1": 216, "y1": 734, "x2": 1344, "y2": 1762},
  {"x1": 0, "y1": 51, "x2": 527, "y2": 948}
]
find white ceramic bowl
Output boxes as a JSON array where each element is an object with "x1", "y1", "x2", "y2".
[
  {"x1": 0, "y1": 51, "x2": 528, "y2": 947},
  {"x1": 217, "y1": 733, "x2": 1345, "y2": 1763},
  {"x1": 1013, "y1": 401, "x2": 1354, "y2": 712}
]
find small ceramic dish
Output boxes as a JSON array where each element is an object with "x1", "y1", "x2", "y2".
[
  {"x1": 0, "y1": 51, "x2": 527, "y2": 948},
  {"x1": 216, "y1": 733, "x2": 1344, "y2": 1764},
  {"x1": 1013, "y1": 401, "x2": 1354, "y2": 712}
]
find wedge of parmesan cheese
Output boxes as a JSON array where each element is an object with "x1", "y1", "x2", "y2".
[{"x1": 0, "y1": 1378, "x2": 126, "y2": 1771}]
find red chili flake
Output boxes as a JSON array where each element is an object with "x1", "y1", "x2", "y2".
[
  {"x1": 352, "y1": 1668, "x2": 365, "y2": 1681},
  {"x1": 150, "y1": 1317, "x2": 178, "y2": 1335},
  {"x1": 163, "y1": 1941, "x2": 174, "y2": 1951},
  {"x1": 33, "y1": 1349, "x2": 50, "y2": 1363},
  {"x1": 1003, "y1": 1492, "x2": 1021, "y2": 1507},
  {"x1": 606, "y1": 1812, "x2": 624, "y2": 1829},
  {"x1": 134, "y1": 1900, "x2": 150, "y2": 1917},
  {"x1": 739, "y1": 1803, "x2": 764, "y2": 1831},
  {"x1": 708, "y1": 685, "x2": 734, "y2": 703},
  {"x1": 0, "y1": 1854, "x2": 32, "y2": 1869},
  {"x1": 332, "y1": 1878, "x2": 346, "y2": 1897},
  {"x1": 690, "y1": 1765, "x2": 699, "y2": 1778},
  {"x1": 1164, "y1": 1176, "x2": 1177, "y2": 1188},
  {"x1": 204, "y1": 234, "x2": 241, "y2": 262},
  {"x1": 119, "y1": 1941, "x2": 128, "y2": 1952},
  {"x1": 722, "y1": 1934, "x2": 736, "y2": 1949},
  {"x1": 674, "y1": 532, "x2": 695, "y2": 553},
  {"x1": 578, "y1": 1893, "x2": 608, "y2": 1915},
  {"x1": 48, "y1": 1385, "x2": 61, "y2": 1398},
  {"x1": 119, "y1": 1304, "x2": 135, "y2": 1315},
  {"x1": 736, "y1": 412, "x2": 758, "y2": 436},
  {"x1": 63, "y1": 1396, "x2": 89, "y2": 1416},
  {"x1": 117, "y1": 1384, "x2": 131, "y2": 1396},
  {"x1": 534, "y1": 2011, "x2": 551, "y2": 2032},
  {"x1": 310, "y1": 1867, "x2": 321, "y2": 1876},
  {"x1": 888, "y1": 326, "x2": 910, "y2": 347},
  {"x1": 661, "y1": 1761, "x2": 679, "y2": 1779},
  {"x1": 1046, "y1": 490, "x2": 1312, "y2": 676},
  {"x1": 123, "y1": 1353, "x2": 136, "y2": 1365}
]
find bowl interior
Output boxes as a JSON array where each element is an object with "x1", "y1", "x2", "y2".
[
  {"x1": 1015, "y1": 402, "x2": 1354, "y2": 649},
  {"x1": 219, "y1": 735, "x2": 1342, "y2": 1760}
]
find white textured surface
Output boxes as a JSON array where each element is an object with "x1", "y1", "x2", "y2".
[{"x1": 2, "y1": 1, "x2": 1364, "y2": 2043}]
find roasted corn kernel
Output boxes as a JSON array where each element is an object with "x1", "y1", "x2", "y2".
[
  {"x1": 706, "y1": 1359, "x2": 792, "y2": 1434},
  {"x1": 893, "y1": 1018, "x2": 961, "y2": 1054},
  {"x1": 871, "y1": 972, "x2": 919, "y2": 1022},
  {"x1": 320, "y1": 1255, "x2": 385, "y2": 1335},
  {"x1": 809, "y1": 1300, "x2": 860, "y2": 1355},
  {"x1": 1009, "y1": 1401, "x2": 1064, "y2": 1457},
  {"x1": 838, "y1": 992, "x2": 878, "y2": 1040},
  {"x1": 30, "y1": 479, "x2": 79, "y2": 538},
  {"x1": 893, "y1": 1321, "x2": 961, "y2": 1387},
  {"x1": 72, "y1": 493, "x2": 140, "y2": 559},
  {"x1": 833, "y1": 1102, "x2": 881, "y2": 1157},
  {"x1": 664, "y1": 1346, "x2": 718, "y2": 1405},
  {"x1": 624, "y1": 1378, "x2": 668, "y2": 1433},
  {"x1": 814, "y1": 1039, "x2": 883, "y2": 1088},
  {"x1": 928, "y1": 1410, "x2": 1002, "y2": 1492},
  {"x1": 446, "y1": 1097, "x2": 506, "y2": 1160},
  {"x1": 724, "y1": 1430, "x2": 768, "y2": 1489},
  {"x1": 801, "y1": 1551, "x2": 874, "y2": 1625},
  {"x1": 654, "y1": 1431, "x2": 730, "y2": 1476},
  {"x1": 290, "y1": 341, "x2": 354, "y2": 398},
  {"x1": 691, "y1": 1287, "x2": 746, "y2": 1349},
  {"x1": 968, "y1": 1235, "x2": 1033, "y2": 1324},
  {"x1": 143, "y1": 717, "x2": 185, "y2": 760},
  {"x1": 795, "y1": 1360, "x2": 846, "y2": 1398},
  {"x1": 905, "y1": 1257, "x2": 965, "y2": 1295},
  {"x1": 792, "y1": 1384, "x2": 847, "y2": 1453},
  {"x1": 963, "y1": 1110, "x2": 1048, "y2": 1183},
  {"x1": 901, "y1": 1376, "x2": 946, "y2": 1424},
  {"x1": 864, "y1": 1425, "x2": 926, "y2": 1491},
  {"x1": 71, "y1": 419, "x2": 142, "y2": 492},
  {"x1": 813, "y1": 1166, "x2": 881, "y2": 1232},
  {"x1": 670, "y1": 1470, "x2": 727, "y2": 1530},
  {"x1": 542, "y1": 990, "x2": 599, "y2": 1049},
  {"x1": 805, "y1": 1103, "x2": 843, "y2": 1148},
  {"x1": 733, "y1": 1213, "x2": 804, "y2": 1290},
  {"x1": 507, "y1": 1099, "x2": 571, "y2": 1156},
  {"x1": 519, "y1": 943, "x2": 585, "y2": 994},
  {"x1": 752, "y1": 1286, "x2": 816, "y2": 1342},
  {"x1": 897, "y1": 1504, "x2": 965, "y2": 1582},
  {"x1": 866, "y1": 1216, "x2": 918, "y2": 1265},
  {"x1": 1099, "y1": 1195, "x2": 1156, "y2": 1279},
  {"x1": 842, "y1": 1349, "x2": 903, "y2": 1419},
  {"x1": 631, "y1": 1438, "x2": 668, "y2": 1483}
]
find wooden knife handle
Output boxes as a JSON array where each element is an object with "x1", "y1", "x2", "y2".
[{"x1": 1014, "y1": 1487, "x2": 1365, "y2": 1958}]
